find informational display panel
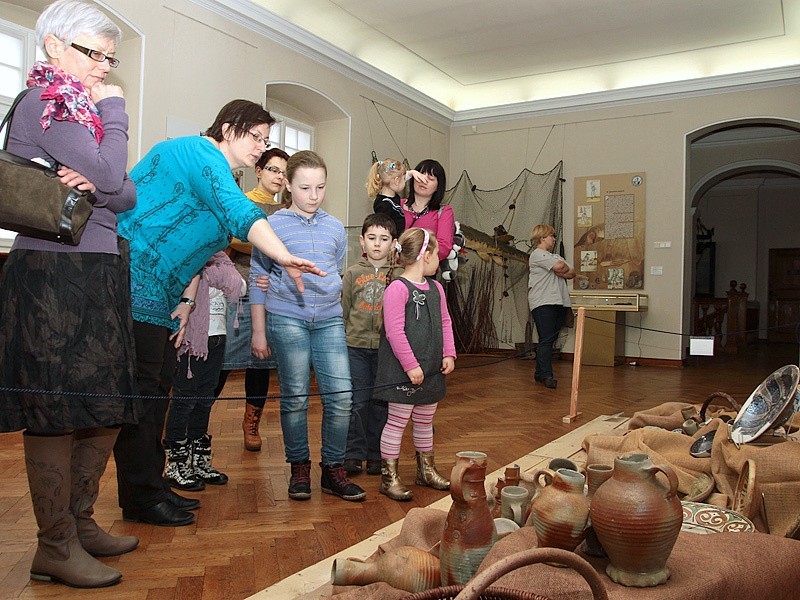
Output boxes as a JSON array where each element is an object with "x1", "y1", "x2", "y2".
[{"x1": 573, "y1": 172, "x2": 646, "y2": 291}]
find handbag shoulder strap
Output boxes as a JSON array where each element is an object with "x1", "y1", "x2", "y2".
[{"x1": 1, "y1": 87, "x2": 38, "y2": 150}]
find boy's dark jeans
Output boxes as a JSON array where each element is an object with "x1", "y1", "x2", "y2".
[{"x1": 345, "y1": 346, "x2": 388, "y2": 462}]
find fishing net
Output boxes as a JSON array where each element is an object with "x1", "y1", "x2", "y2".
[{"x1": 443, "y1": 162, "x2": 564, "y2": 352}]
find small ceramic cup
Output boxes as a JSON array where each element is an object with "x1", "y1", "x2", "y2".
[
  {"x1": 683, "y1": 419, "x2": 700, "y2": 436},
  {"x1": 585, "y1": 463, "x2": 614, "y2": 497},
  {"x1": 501, "y1": 485, "x2": 530, "y2": 526}
]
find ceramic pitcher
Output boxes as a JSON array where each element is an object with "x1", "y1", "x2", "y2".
[
  {"x1": 525, "y1": 467, "x2": 589, "y2": 552},
  {"x1": 589, "y1": 453, "x2": 682, "y2": 587},
  {"x1": 440, "y1": 451, "x2": 496, "y2": 586},
  {"x1": 331, "y1": 546, "x2": 440, "y2": 593}
]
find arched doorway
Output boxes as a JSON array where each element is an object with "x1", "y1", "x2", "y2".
[{"x1": 685, "y1": 119, "x2": 800, "y2": 354}]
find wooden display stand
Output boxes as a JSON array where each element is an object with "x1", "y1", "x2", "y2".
[
  {"x1": 583, "y1": 311, "x2": 625, "y2": 366},
  {"x1": 569, "y1": 292, "x2": 648, "y2": 367}
]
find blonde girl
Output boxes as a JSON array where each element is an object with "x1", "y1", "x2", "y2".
[
  {"x1": 373, "y1": 228, "x2": 457, "y2": 501},
  {"x1": 368, "y1": 158, "x2": 422, "y2": 237}
]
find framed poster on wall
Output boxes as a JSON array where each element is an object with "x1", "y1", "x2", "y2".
[{"x1": 573, "y1": 173, "x2": 646, "y2": 291}]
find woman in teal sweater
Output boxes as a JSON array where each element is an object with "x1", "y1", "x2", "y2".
[{"x1": 114, "y1": 100, "x2": 322, "y2": 527}]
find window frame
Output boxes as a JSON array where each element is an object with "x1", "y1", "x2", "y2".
[{"x1": 268, "y1": 112, "x2": 314, "y2": 155}]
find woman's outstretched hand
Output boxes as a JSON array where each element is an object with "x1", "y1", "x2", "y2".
[{"x1": 279, "y1": 255, "x2": 327, "y2": 292}]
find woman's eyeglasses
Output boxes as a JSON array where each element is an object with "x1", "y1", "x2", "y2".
[
  {"x1": 263, "y1": 165, "x2": 285, "y2": 177},
  {"x1": 247, "y1": 130, "x2": 271, "y2": 149},
  {"x1": 70, "y1": 42, "x2": 120, "y2": 68}
]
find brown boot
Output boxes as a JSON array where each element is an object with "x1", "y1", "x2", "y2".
[
  {"x1": 242, "y1": 403, "x2": 263, "y2": 451},
  {"x1": 379, "y1": 458, "x2": 413, "y2": 501},
  {"x1": 71, "y1": 428, "x2": 139, "y2": 557},
  {"x1": 25, "y1": 433, "x2": 122, "y2": 588},
  {"x1": 415, "y1": 451, "x2": 450, "y2": 490}
]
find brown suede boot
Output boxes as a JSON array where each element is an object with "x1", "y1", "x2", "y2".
[
  {"x1": 379, "y1": 458, "x2": 413, "y2": 501},
  {"x1": 71, "y1": 428, "x2": 139, "y2": 557},
  {"x1": 25, "y1": 433, "x2": 122, "y2": 588},
  {"x1": 415, "y1": 451, "x2": 450, "y2": 490},
  {"x1": 242, "y1": 403, "x2": 263, "y2": 452}
]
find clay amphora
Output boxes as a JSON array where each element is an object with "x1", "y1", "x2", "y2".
[
  {"x1": 525, "y1": 468, "x2": 589, "y2": 552},
  {"x1": 582, "y1": 463, "x2": 614, "y2": 557},
  {"x1": 589, "y1": 453, "x2": 682, "y2": 587},
  {"x1": 331, "y1": 546, "x2": 440, "y2": 593},
  {"x1": 440, "y1": 451, "x2": 496, "y2": 586}
]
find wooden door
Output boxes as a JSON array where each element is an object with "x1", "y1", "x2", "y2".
[{"x1": 768, "y1": 249, "x2": 800, "y2": 343}]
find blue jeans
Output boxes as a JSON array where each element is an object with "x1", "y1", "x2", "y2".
[
  {"x1": 165, "y1": 334, "x2": 226, "y2": 442},
  {"x1": 345, "y1": 347, "x2": 388, "y2": 462},
  {"x1": 532, "y1": 305, "x2": 566, "y2": 380},
  {"x1": 267, "y1": 314, "x2": 353, "y2": 465}
]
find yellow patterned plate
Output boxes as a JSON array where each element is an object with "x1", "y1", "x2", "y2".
[{"x1": 681, "y1": 501, "x2": 755, "y2": 534}]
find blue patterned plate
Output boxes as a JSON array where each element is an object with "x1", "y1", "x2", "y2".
[{"x1": 729, "y1": 365, "x2": 800, "y2": 445}]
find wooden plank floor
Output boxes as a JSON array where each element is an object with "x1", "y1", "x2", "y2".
[{"x1": 0, "y1": 342, "x2": 796, "y2": 599}]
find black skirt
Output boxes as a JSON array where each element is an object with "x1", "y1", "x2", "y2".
[{"x1": 0, "y1": 239, "x2": 139, "y2": 433}]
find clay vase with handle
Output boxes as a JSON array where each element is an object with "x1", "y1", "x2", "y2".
[
  {"x1": 439, "y1": 451, "x2": 496, "y2": 586},
  {"x1": 589, "y1": 453, "x2": 682, "y2": 587},
  {"x1": 330, "y1": 546, "x2": 440, "y2": 593},
  {"x1": 525, "y1": 468, "x2": 589, "y2": 552}
]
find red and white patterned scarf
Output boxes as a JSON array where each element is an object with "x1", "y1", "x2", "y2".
[{"x1": 27, "y1": 61, "x2": 104, "y2": 143}]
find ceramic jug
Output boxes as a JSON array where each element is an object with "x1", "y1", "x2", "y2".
[
  {"x1": 331, "y1": 546, "x2": 440, "y2": 593},
  {"x1": 525, "y1": 468, "x2": 589, "y2": 552},
  {"x1": 440, "y1": 451, "x2": 496, "y2": 586},
  {"x1": 589, "y1": 453, "x2": 682, "y2": 587}
]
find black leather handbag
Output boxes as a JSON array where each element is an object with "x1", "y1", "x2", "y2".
[{"x1": 0, "y1": 87, "x2": 95, "y2": 245}]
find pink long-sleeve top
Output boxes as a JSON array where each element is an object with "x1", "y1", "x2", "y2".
[
  {"x1": 403, "y1": 204, "x2": 455, "y2": 261},
  {"x1": 382, "y1": 277, "x2": 457, "y2": 372}
]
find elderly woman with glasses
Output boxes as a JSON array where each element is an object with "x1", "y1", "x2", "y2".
[
  {"x1": 0, "y1": 0, "x2": 139, "y2": 589},
  {"x1": 113, "y1": 99, "x2": 323, "y2": 529},
  {"x1": 528, "y1": 224, "x2": 575, "y2": 390}
]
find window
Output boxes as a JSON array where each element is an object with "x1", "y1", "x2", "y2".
[
  {"x1": 268, "y1": 113, "x2": 314, "y2": 156},
  {"x1": 0, "y1": 19, "x2": 40, "y2": 249}
]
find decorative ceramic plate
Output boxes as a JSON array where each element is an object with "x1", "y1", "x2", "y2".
[
  {"x1": 729, "y1": 365, "x2": 800, "y2": 445},
  {"x1": 681, "y1": 501, "x2": 754, "y2": 534}
]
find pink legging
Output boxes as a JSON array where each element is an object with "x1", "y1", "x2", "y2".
[{"x1": 380, "y1": 402, "x2": 438, "y2": 459}]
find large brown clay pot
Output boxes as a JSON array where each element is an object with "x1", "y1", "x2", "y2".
[
  {"x1": 525, "y1": 467, "x2": 589, "y2": 552},
  {"x1": 589, "y1": 453, "x2": 682, "y2": 587},
  {"x1": 439, "y1": 451, "x2": 496, "y2": 586},
  {"x1": 330, "y1": 546, "x2": 440, "y2": 593}
]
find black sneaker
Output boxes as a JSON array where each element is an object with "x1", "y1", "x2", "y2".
[
  {"x1": 320, "y1": 463, "x2": 366, "y2": 501},
  {"x1": 288, "y1": 460, "x2": 312, "y2": 500},
  {"x1": 343, "y1": 458, "x2": 363, "y2": 474},
  {"x1": 365, "y1": 460, "x2": 382, "y2": 475}
]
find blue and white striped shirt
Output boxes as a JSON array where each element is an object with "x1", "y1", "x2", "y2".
[{"x1": 250, "y1": 208, "x2": 345, "y2": 322}]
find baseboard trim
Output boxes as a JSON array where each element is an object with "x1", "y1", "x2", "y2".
[{"x1": 558, "y1": 353, "x2": 685, "y2": 368}]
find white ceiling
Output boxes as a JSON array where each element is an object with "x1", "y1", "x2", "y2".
[{"x1": 234, "y1": 0, "x2": 800, "y2": 121}]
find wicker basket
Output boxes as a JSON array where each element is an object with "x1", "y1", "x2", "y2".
[{"x1": 402, "y1": 547, "x2": 608, "y2": 600}]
